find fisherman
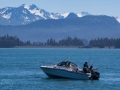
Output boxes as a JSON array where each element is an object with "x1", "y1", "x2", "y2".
[
  {"x1": 89, "y1": 65, "x2": 94, "y2": 74},
  {"x1": 89, "y1": 65, "x2": 99, "y2": 79},
  {"x1": 83, "y1": 62, "x2": 89, "y2": 73},
  {"x1": 89, "y1": 65, "x2": 97, "y2": 73}
]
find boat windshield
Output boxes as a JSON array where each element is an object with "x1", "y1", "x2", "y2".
[{"x1": 57, "y1": 61, "x2": 77, "y2": 67}]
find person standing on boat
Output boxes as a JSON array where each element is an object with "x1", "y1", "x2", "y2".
[{"x1": 83, "y1": 62, "x2": 89, "y2": 73}]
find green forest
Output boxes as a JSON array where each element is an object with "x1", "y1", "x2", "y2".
[
  {"x1": 0, "y1": 35, "x2": 120, "y2": 48},
  {"x1": 0, "y1": 35, "x2": 31, "y2": 48},
  {"x1": 89, "y1": 38, "x2": 120, "y2": 48}
]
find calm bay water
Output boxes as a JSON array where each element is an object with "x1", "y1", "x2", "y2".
[{"x1": 0, "y1": 48, "x2": 120, "y2": 90}]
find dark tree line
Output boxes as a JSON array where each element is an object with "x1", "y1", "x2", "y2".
[
  {"x1": 58, "y1": 37, "x2": 84, "y2": 46},
  {"x1": 46, "y1": 37, "x2": 84, "y2": 46},
  {"x1": 0, "y1": 35, "x2": 31, "y2": 48},
  {"x1": 89, "y1": 38, "x2": 120, "y2": 48},
  {"x1": 1, "y1": 35, "x2": 120, "y2": 48},
  {"x1": 0, "y1": 35, "x2": 84, "y2": 48},
  {"x1": 46, "y1": 38, "x2": 56, "y2": 46}
]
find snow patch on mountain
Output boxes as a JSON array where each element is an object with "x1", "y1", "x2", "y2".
[
  {"x1": 22, "y1": 10, "x2": 27, "y2": 14},
  {"x1": 61, "y1": 12, "x2": 70, "y2": 18},
  {"x1": 77, "y1": 12, "x2": 91, "y2": 17},
  {"x1": 117, "y1": 18, "x2": 120, "y2": 23},
  {"x1": 24, "y1": 16, "x2": 29, "y2": 20},
  {"x1": 30, "y1": 9, "x2": 46, "y2": 19},
  {"x1": 2, "y1": 13, "x2": 12, "y2": 19},
  {"x1": 50, "y1": 14, "x2": 57, "y2": 19},
  {"x1": 77, "y1": 13, "x2": 83, "y2": 17},
  {"x1": 24, "y1": 4, "x2": 30, "y2": 9},
  {"x1": 23, "y1": 4, "x2": 46, "y2": 19},
  {"x1": 61, "y1": 12, "x2": 90, "y2": 18},
  {"x1": 0, "y1": 8, "x2": 8, "y2": 14},
  {"x1": 25, "y1": 4, "x2": 56, "y2": 19}
]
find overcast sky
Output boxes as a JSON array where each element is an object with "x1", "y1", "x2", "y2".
[{"x1": 1, "y1": 0, "x2": 120, "y2": 17}]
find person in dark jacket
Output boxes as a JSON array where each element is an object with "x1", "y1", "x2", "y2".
[
  {"x1": 83, "y1": 62, "x2": 89, "y2": 73},
  {"x1": 89, "y1": 65, "x2": 98, "y2": 76}
]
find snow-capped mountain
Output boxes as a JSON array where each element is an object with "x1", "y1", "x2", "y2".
[
  {"x1": 0, "y1": 4, "x2": 91, "y2": 25},
  {"x1": 0, "y1": 4, "x2": 119, "y2": 25},
  {"x1": 61, "y1": 12, "x2": 90, "y2": 18},
  {"x1": 0, "y1": 4, "x2": 64, "y2": 25},
  {"x1": 61, "y1": 12, "x2": 91, "y2": 19},
  {"x1": 61, "y1": 12, "x2": 70, "y2": 18}
]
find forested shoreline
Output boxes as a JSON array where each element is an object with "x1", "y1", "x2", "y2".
[{"x1": 0, "y1": 35, "x2": 120, "y2": 48}]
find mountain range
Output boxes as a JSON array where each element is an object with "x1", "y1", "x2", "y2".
[
  {"x1": 0, "y1": 15, "x2": 120, "y2": 42},
  {"x1": 0, "y1": 4, "x2": 91, "y2": 25},
  {"x1": 0, "y1": 4, "x2": 120, "y2": 42}
]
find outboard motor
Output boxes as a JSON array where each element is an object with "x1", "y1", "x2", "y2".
[{"x1": 91, "y1": 71, "x2": 100, "y2": 80}]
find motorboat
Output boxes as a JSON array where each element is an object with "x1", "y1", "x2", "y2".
[{"x1": 40, "y1": 61, "x2": 100, "y2": 80}]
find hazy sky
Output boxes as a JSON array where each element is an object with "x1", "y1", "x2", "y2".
[{"x1": 1, "y1": 0, "x2": 120, "y2": 17}]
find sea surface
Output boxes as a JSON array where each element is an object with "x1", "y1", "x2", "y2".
[{"x1": 0, "y1": 48, "x2": 120, "y2": 90}]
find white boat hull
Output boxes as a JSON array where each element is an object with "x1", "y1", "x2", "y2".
[{"x1": 40, "y1": 66, "x2": 91, "y2": 80}]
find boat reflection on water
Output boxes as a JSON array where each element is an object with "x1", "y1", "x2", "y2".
[{"x1": 40, "y1": 61, "x2": 100, "y2": 80}]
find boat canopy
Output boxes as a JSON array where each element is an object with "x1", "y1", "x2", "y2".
[{"x1": 57, "y1": 61, "x2": 77, "y2": 67}]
